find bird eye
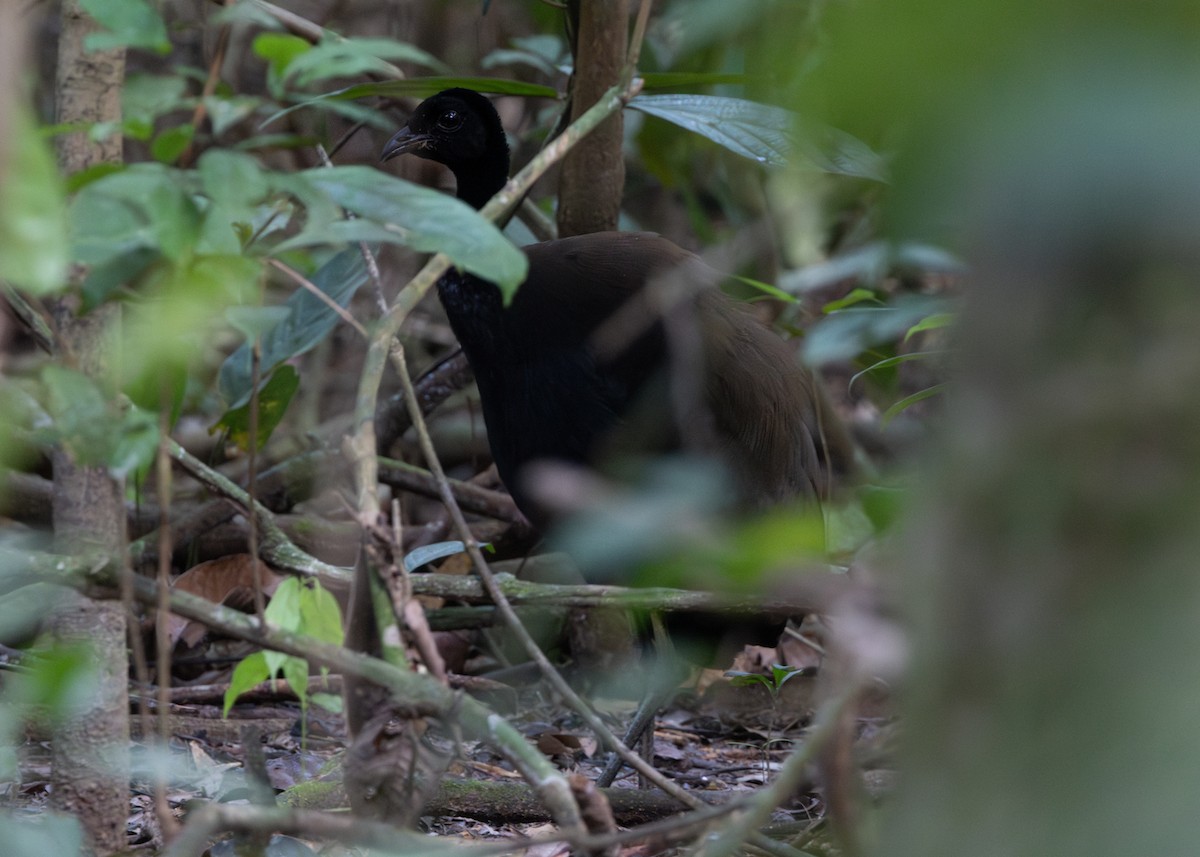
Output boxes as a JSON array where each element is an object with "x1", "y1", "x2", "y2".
[{"x1": 437, "y1": 110, "x2": 463, "y2": 131}]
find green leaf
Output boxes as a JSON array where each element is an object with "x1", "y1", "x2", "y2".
[
  {"x1": 109, "y1": 404, "x2": 159, "y2": 480},
  {"x1": 629, "y1": 94, "x2": 792, "y2": 167},
  {"x1": 225, "y1": 651, "x2": 269, "y2": 715},
  {"x1": 252, "y1": 33, "x2": 311, "y2": 80},
  {"x1": 79, "y1": 0, "x2": 170, "y2": 54},
  {"x1": 37, "y1": 366, "x2": 160, "y2": 478},
  {"x1": 69, "y1": 163, "x2": 202, "y2": 264},
  {"x1": 731, "y1": 275, "x2": 797, "y2": 303},
  {"x1": 218, "y1": 247, "x2": 374, "y2": 408},
  {"x1": 310, "y1": 692, "x2": 343, "y2": 713},
  {"x1": 904, "y1": 312, "x2": 956, "y2": 341},
  {"x1": 881, "y1": 383, "x2": 946, "y2": 426},
  {"x1": 297, "y1": 166, "x2": 527, "y2": 294},
  {"x1": 629, "y1": 94, "x2": 887, "y2": 180},
  {"x1": 150, "y1": 124, "x2": 194, "y2": 164},
  {"x1": 297, "y1": 580, "x2": 343, "y2": 646},
  {"x1": 822, "y1": 287, "x2": 882, "y2": 313},
  {"x1": 122, "y1": 73, "x2": 189, "y2": 127},
  {"x1": 849, "y1": 350, "x2": 945, "y2": 391},
  {"x1": 212, "y1": 364, "x2": 299, "y2": 452},
  {"x1": 0, "y1": 108, "x2": 69, "y2": 295},
  {"x1": 81, "y1": 248, "x2": 160, "y2": 309},
  {"x1": 283, "y1": 37, "x2": 448, "y2": 89},
  {"x1": 802, "y1": 295, "x2": 949, "y2": 365}
]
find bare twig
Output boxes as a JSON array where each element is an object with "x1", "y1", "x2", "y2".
[{"x1": 267, "y1": 258, "x2": 370, "y2": 339}]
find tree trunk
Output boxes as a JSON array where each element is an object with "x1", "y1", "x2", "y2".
[
  {"x1": 557, "y1": 0, "x2": 628, "y2": 237},
  {"x1": 49, "y1": 2, "x2": 129, "y2": 853}
]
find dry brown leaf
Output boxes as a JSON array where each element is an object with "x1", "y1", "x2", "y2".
[{"x1": 166, "y1": 555, "x2": 284, "y2": 648}]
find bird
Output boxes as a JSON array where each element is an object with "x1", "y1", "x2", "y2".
[{"x1": 381, "y1": 88, "x2": 855, "y2": 530}]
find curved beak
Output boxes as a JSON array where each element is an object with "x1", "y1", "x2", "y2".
[{"x1": 381, "y1": 126, "x2": 430, "y2": 162}]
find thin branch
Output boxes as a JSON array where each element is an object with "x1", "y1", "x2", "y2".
[{"x1": 267, "y1": 258, "x2": 369, "y2": 339}]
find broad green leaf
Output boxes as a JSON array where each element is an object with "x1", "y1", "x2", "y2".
[
  {"x1": 225, "y1": 306, "x2": 292, "y2": 340},
  {"x1": 629, "y1": 94, "x2": 792, "y2": 166},
  {"x1": 150, "y1": 124, "x2": 194, "y2": 164},
  {"x1": 69, "y1": 163, "x2": 202, "y2": 264},
  {"x1": 0, "y1": 109, "x2": 69, "y2": 295},
  {"x1": 197, "y1": 150, "x2": 271, "y2": 253},
  {"x1": 778, "y1": 244, "x2": 890, "y2": 295},
  {"x1": 122, "y1": 254, "x2": 262, "y2": 398},
  {"x1": 253, "y1": 33, "x2": 311, "y2": 80},
  {"x1": 630, "y1": 94, "x2": 887, "y2": 180},
  {"x1": 218, "y1": 247, "x2": 373, "y2": 407},
  {"x1": 284, "y1": 37, "x2": 448, "y2": 89},
  {"x1": 39, "y1": 366, "x2": 114, "y2": 467},
  {"x1": 802, "y1": 295, "x2": 948, "y2": 365},
  {"x1": 122, "y1": 74, "x2": 189, "y2": 127},
  {"x1": 109, "y1": 404, "x2": 159, "y2": 480},
  {"x1": 297, "y1": 166, "x2": 526, "y2": 293},
  {"x1": 297, "y1": 581, "x2": 343, "y2": 646},
  {"x1": 79, "y1": 0, "x2": 170, "y2": 53},
  {"x1": 38, "y1": 366, "x2": 159, "y2": 478},
  {"x1": 310, "y1": 693, "x2": 343, "y2": 713},
  {"x1": 224, "y1": 651, "x2": 269, "y2": 715},
  {"x1": 213, "y1": 364, "x2": 299, "y2": 451}
]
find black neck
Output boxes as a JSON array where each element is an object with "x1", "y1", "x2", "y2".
[{"x1": 454, "y1": 160, "x2": 509, "y2": 211}]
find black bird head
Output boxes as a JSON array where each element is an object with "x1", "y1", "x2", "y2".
[{"x1": 381, "y1": 88, "x2": 511, "y2": 209}]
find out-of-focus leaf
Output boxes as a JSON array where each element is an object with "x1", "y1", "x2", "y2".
[
  {"x1": 80, "y1": 248, "x2": 159, "y2": 309},
  {"x1": 109, "y1": 404, "x2": 159, "y2": 480},
  {"x1": 150, "y1": 124, "x2": 194, "y2": 164},
  {"x1": 779, "y1": 243, "x2": 890, "y2": 295},
  {"x1": 122, "y1": 74, "x2": 189, "y2": 127},
  {"x1": 284, "y1": 37, "x2": 448, "y2": 88},
  {"x1": 823, "y1": 287, "x2": 881, "y2": 313},
  {"x1": 0, "y1": 814, "x2": 84, "y2": 857},
  {"x1": 197, "y1": 150, "x2": 271, "y2": 253},
  {"x1": 253, "y1": 33, "x2": 311, "y2": 80},
  {"x1": 905, "y1": 312, "x2": 955, "y2": 340},
  {"x1": 203, "y1": 95, "x2": 262, "y2": 136},
  {"x1": 218, "y1": 247, "x2": 373, "y2": 408},
  {"x1": 122, "y1": 254, "x2": 262, "y2": 397},
  {"x1": 640, "y1": 72, "x2": 754, "y2": 90},
  {"x1": 630, "y1": 94, "x2": 887, "y2": 180},
  {"x1": 0, "y1": 109, "x2": 69, "y2": 295},
  {"x1": 850, "y1": 350, "x2": 945, "y2": 391},
  {"x1": 881, "y1": 383, "x2": 945, "y2": 426},
  {"x1": 802, "y1": 295, "x2": 949, "y2": 365},
  {"x1": 213, "y1": 364, "x2": 299, "y2": 451},
  {"x1": 79, "y1": 0, "x2": 169, "y2": 53},
  {"x1": 69, "y1": 163, "x2": 202, "y2": 264},
  {"x1": 37, "y1": 366, "x2": 159, "y2": 478},
  {"x1": 730, "y1": 275, "x2": 797, "y2": 304},
  {"x1": 296, "y1": 166, "x2": 527, "y2": 293}
]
